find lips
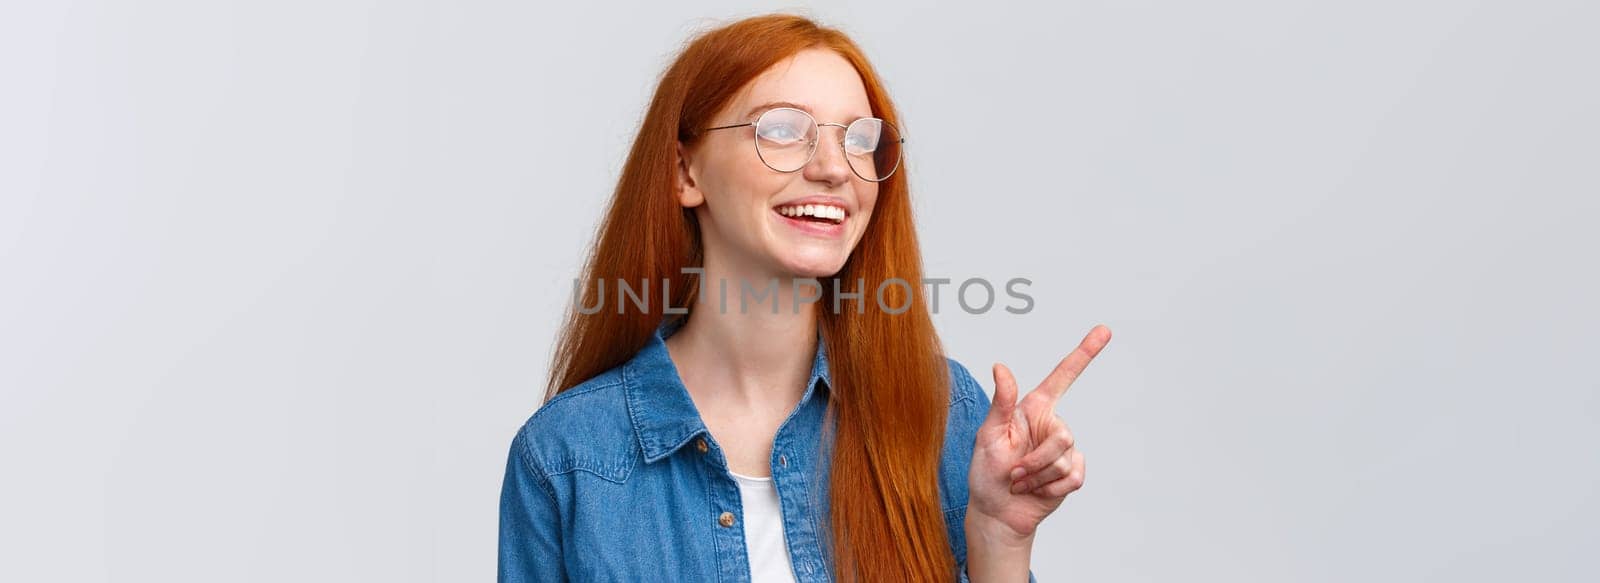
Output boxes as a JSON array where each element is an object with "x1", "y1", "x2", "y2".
[
  {"x1": 772, "y1": 206, "x2": 847, "y2": 237},
  {"x1": 774, "y1": 203, "x2": 846, "y2": 224},
  {"x1": 772, "y1": 195, "x2": 853, "y2": 217}
]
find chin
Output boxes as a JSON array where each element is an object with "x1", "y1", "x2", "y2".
[{"x1": 777, "y1": 253, "x2": 850, "y2": 279}]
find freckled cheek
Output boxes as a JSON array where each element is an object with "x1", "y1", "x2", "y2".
[
  {"x1": 701, "y1": 160, "x2": 782, "y2": 214},
  {"x1": 715, "y1": 154, "x2": 784, "y2": 201}
]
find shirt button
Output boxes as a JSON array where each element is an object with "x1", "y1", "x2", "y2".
[
  {"x1": 718, "y1": 511, "x2": 736, "y2": 527},
  {"x1": 779, "y1": 455, "x2": 787, "y2": 467},
  {"x1": 695, "y1": 438, "x2": 708, "y2": 453}
]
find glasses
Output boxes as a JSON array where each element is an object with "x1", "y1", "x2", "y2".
[{"x1": 702, "y1": 107, "x2": 904, "y2": 182}]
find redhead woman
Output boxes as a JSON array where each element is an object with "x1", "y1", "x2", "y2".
[{"x1": 498, "y1": 13, "x2": 1111, "y2": 582}]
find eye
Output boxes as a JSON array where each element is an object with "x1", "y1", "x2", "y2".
[
  {"x1": 845, "y1": 128, "x2": 879, "y2": 154},
  {"x1": 758, "y1": 122, "x2": 806, "y2": 144}
]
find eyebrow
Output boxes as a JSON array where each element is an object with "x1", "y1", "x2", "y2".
[{"x1": 740, "y1": 100, "x2": 872, "y2": 123}]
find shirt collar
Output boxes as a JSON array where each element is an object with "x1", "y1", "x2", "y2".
[{"x1": 624, "y1": 316, "x2": 831, "y2": 463}]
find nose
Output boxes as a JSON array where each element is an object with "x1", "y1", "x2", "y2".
[{"x1": 803, "y1": 124, "x2": 852, "y2": 186}]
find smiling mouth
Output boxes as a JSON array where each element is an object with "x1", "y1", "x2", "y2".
[{"x1": 773, "y1": 203, "x2": 846, "y2": 225}]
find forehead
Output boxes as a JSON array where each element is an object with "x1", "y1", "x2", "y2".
[{"x1": 726, "y1": 48, "x2": 873, "y2": 123}]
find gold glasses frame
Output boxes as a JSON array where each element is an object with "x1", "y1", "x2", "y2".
[{"x1": 701, "y1": 106, "x2": 904, "y2": 182}]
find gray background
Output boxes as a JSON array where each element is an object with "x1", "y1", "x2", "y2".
[{"x1": 2, "y1": 0, "x2": 1596, "y2": 580}]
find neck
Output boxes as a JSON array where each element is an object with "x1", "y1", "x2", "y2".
[{"x1": 665, "y1": 261, "x2": 821, "y2": 410}]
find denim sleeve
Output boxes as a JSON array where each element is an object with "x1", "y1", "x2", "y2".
[
  {"x1": 950, "y1": 360, "x2": 1040, "y2": 583},
  {"x1": 498, "y1": 427, "x2": 565, "y2": 582},
  {"x1": 957, "y1": 560, "x2": 1039, "y2": 583}
]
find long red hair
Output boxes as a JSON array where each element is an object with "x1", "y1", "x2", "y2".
[{"x1": 545, "y1": 13, "x2": 954, "y2": 581}]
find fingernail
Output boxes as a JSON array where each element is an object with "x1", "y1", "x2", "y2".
[{"x1": 1010, "y1": 467, "x2": 1024, "y2": 480}]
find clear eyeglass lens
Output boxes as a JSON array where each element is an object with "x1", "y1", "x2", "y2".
[
  {"x1": 844, "y1": 118, "x2": 900, "y2": 182},
  {"x1": 754, "y1": 108, "x2": 818, "y2": 172}
]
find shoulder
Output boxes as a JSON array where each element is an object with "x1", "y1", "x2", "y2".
[
  {"x1": 940, "y1": 355, "x2": 990, "y2": 440},
  {"x1": 944, "y1": 356, "x2": 990, "y2": 409},
  {"x1": 937, "y1": 355, "x2": 991, "y2": 504},
  {"x1": 936, "y1": 354, "x2": 992, "y2": 560},
  {"x1": 509, "y1": 364, "x2": 639, "y2": 484}
]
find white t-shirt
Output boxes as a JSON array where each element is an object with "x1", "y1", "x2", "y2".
[{"x1": 729, "y1": 469, "x2": 801, "y2": 582}]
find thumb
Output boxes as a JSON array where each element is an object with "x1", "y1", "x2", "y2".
[{"x1": 984, "y1": 362, "x2": 1020, "y2": 428}]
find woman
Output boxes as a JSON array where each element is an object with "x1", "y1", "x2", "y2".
[{"x1": 498, "y1": 13, "x2": 1111, "y2": 582}]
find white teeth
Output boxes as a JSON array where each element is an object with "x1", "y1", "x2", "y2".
[{"x1": 776, "y1": 203, "x2": 846, "y2": 223}]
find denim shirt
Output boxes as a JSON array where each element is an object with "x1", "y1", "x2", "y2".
[{"x1": 498, "y1": 318, "x2": 1038, "y2": 582}]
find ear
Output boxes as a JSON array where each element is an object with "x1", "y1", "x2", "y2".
[{"x1": 675, "y1": 141, "x2": 705, "y2": 208}]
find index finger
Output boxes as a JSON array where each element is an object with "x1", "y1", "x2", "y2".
[{"x1": 1036, "y1": 324, "x2": 1112, "y2": 401}]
